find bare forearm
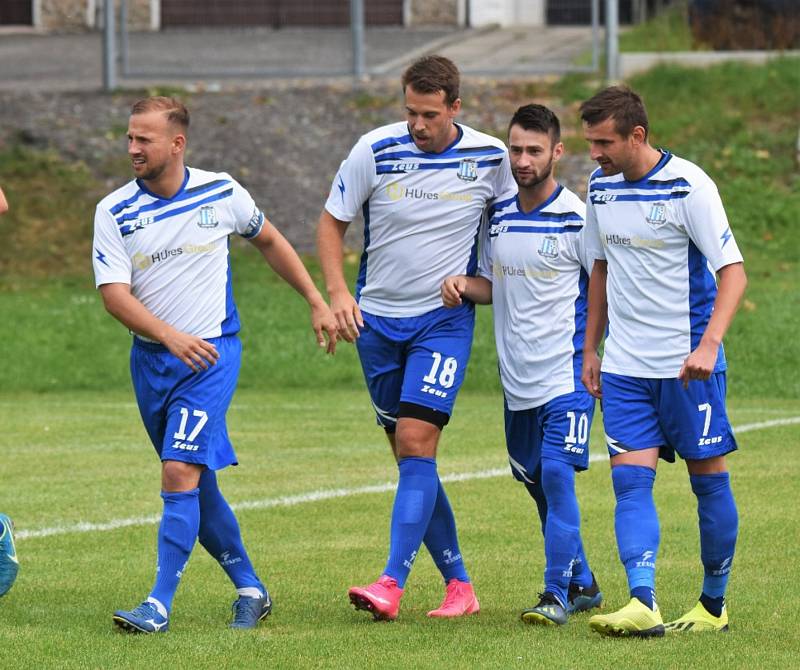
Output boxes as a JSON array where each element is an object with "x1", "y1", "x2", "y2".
[
  {"x1": 258, "y1": 231, "x2": 326, "y2": 308},
  {"x1": 583, "y1": 260, "x2": 608, "y2": 353},
  {"x1": 461, "y1": 276, "x2": 492, "y2": 304},
  {"x1": 100, "y1": 284, "x2": 174, "y2": 342},
  {"x1": 701, "y1": 262, "x2": 747, "y2": 347},
  {"x1": 317, "y1": 210, "x2": 350, "y2": 298}
]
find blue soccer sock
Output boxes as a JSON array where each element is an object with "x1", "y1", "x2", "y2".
[
  {"x1": 149, "y1": 488, "x2": 200, "y2": 614},
  {"x1": 525, "y1": 473, "x2": 592, "y2": 589},
  {"x1": 691, "y1": 472, "x2": 738, "y2": 617},
  {"x1": 612, "y1": 464, "x2": 659, "y2": 610},
  {"x1": 383, "y1": 457, "x2": 439, "y2": 589},
  {"x1": 197, "y1": 468, "x2": 264, "y2": 593},
  {"x1": 423, "y1": 478, "x2": 469, "y2": 583},
  {"x1": 540, "y1": 458, "x2": 580, "y2": 607}
]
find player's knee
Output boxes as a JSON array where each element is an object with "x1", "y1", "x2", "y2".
[
  {"x1": 540, "y1": 458, "x2": 576, "y2": 500},
  {"x1": 161, "y1": 460, "x2": 203, "y2": 492}
]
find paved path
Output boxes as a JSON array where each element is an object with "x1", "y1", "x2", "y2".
[{"x1": 0, "y1": 25, "x2": 596, "y2": 92}]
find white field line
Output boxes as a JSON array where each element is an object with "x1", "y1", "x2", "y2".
[{"x1": 15, "y1": 416, "x2": 800, "y2": 542}]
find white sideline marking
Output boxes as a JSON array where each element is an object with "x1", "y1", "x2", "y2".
[{"x1": 14, "y1": 416, "x2": 800, "y2": 542}]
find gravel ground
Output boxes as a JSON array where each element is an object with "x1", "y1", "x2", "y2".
[{"x1": 0, "y1": 83, "x2": 596, "y2": 253}]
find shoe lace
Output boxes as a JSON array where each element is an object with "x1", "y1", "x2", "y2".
[
  {"x1": 130, "y1": 601, "x2": 158, "y2": 618},
  {"x1": 441, "y1": 581, "x2": 465, "y2": 608},
  {"x1": 537, "y1": 592, "x2": 561, "y2": 608},
  {"x1": 231, "y1": 597, "x2": 258, "y2": 626}
]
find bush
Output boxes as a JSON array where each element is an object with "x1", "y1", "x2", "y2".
[{"x1": 689, "y1": 0, "x2": 800, "y2": 49}]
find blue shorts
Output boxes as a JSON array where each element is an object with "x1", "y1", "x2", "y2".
[
  {"x1": 130, "y1": 335, "x2": 241, "y2": 470},
  {"x1": 504, "y1": 388, "x2": 596, "y2": 483},
  {"x1": 356, "y1": 303, "x2": 475, "y2": 430},
  {"x1": 601, "y1": 371, "x2": 737, "y2": 463}
]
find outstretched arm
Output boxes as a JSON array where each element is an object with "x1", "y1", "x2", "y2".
[
  {"x1": 99, "y1": 282, "x2": 220, "y2": 371},
  {"x1": 317, "y1": 208, "x2": 363, "y2": 343},
  {"x1": 249, "y1": 217, "x2": 338, "y2": 354},
  {"x1": 678, "y1": 261, "x2": 747, "y2": 388}
]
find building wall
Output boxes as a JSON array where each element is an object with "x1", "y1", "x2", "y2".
[
  {"x1": 408, "y1": 0, "x2": 459, "y2": 26},
  {"x1": 38, "y1": 0, "x2": 154, "y2": 31}
]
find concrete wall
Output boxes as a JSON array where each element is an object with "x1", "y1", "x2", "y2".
[{"x1": 37, "y1": 0, "x2": 155, "y2": 31}]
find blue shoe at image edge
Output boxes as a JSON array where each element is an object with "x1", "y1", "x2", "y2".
[
  {"x1": 112, "y1": 601, "x2": 169, "y2": 634},
  {"x1": 0, "y1": 514, "x2": 20, "y2": 597},
  {"x1": 230, "y1": 591, "x2": 272, "y2": 629}
]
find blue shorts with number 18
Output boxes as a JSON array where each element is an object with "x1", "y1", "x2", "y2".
[
  {"x1": 356, "y1": 303, "x2": 475, "y2": 429},
  {"x1": 130, "y1": 335, "x2": 241, "y2": 471}
]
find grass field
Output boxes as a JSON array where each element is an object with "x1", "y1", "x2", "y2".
[
  {"x1": 0, "y1": 54, "x2": 798, "y2": 668},
  {"x1": 0, "y1": 390, "x2": 798, "y2": 669}
]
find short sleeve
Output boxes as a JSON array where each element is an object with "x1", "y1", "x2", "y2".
[
  {"x1": 324, "y1": 137, "x2": 376, "y2": 223},
  {"x1": 227, "y1": 177, "x2": 265, "y2": 239},
  {"x1": 477, "y1": 211, "x2": 494, "y2": 281},
  {"x1": 93, "y1": 204, "x2": 132, "y2": 287},
  {"x1": 491, "y1": 150, "x2": 516, "y2": 199},
  {"x1": 681, "y1": 181, "x2": 743, "y2": 270},
  {"x1": 583, "y1": 184, "x2": 605, "y2": 263}
]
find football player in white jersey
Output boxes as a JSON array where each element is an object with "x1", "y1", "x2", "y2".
[
  {"x1": 442, "y1": 104, "x2": 603, "y2": 625},
  {"x1": 579, "y1": 86, "x2": 747, "y2": 637},
  {"x1": 318, "y1": 56, "x2": 514, "y2": 620},
  {"x1": 93, "y1": 96, "x2": 336, "y2": 634}
]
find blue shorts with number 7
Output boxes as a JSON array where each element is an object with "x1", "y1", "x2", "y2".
[
  {"x1": 356, "y1": 303, "x2": 475, "y2": 429},
  {"x1": 601, "y1": 371, "x2": 737, "y2": 463}
]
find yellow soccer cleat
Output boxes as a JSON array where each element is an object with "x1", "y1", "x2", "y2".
[
  {"x1": 664, "y1": 601, "x2": 729, "y2": 633},
  {"x1": 589, "y1": 597, "x2": 664, "y2": 638}
]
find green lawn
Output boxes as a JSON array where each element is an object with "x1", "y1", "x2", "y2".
[{"x1": 0, "y1": 390, "x2": 797, "y2": 669}]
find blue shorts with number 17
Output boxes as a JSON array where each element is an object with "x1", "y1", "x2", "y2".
[{"x1": 130, "y1": 335, "x2": 241, "y2": 471}]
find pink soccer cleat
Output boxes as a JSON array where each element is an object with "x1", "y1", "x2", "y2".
[
  {"x1": 427, "y1": 578, "x2": 480, "y2": 618},
  {"x1": 348, "y1": 575, "x2": 404, "y2": 621}
]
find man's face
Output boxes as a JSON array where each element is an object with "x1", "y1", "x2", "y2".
[
  {"x1": 127, "y1": 111, "x2": 183, "y2": 181},
  {"x1": 583, "y1": 117, "x2": 636, "y2": 176},
  {"x1": 508, "y1": 124, "x2": 562, "y2": 188},
  {"x1": 404, "y1": 85, "x2": 461, "y2": 154}
]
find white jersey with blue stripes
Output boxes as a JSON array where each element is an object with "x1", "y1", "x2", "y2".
[
  {"x1": 92, "y1": 167, "x2": 265, "y2": 339},
  {"x1": 479, "y1": 185, "x2": 595, "y2": 410},
  {"x1": 584, "y1": 151, "x2": 744, "y2": 378},
  {"x1": 325, "y1": 121, "x2": 514, "y2": 317}
]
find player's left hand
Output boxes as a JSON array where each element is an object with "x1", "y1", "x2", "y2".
[
  {"x1": 678, "y1": 341, "x2": 717, "y2": 389},
  {"x1": 311, "y1": 301, "x2": 339, "y2": 355},
  {"x1": 441, "y1": 275, "x2": 467, "y2": 308}
]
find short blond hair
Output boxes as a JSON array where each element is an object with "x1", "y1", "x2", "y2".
[{"x1": 130, "y1": 96, "x2": 190, "y2": 131}]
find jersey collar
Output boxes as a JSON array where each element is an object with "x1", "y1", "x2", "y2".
[{"x1": 136, "y1": 167, "x2": 190, "y2": 201}]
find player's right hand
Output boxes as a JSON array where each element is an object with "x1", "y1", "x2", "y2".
[
  {"x1": 581, "y1": 351, "x2": 602, "y2": 399},
  {"x1": 441, "y1": 275, "x2": 467, "y2": 308},
  {"x1": 162, "y1": 329, "x2": 220, "y2": 372},
  {"x1": 329, "y1": 289, "x2": 363, "y2": 343}
]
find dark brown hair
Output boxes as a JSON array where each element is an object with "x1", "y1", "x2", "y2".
[
  {"x1": 401, "y1": 55, "x2": 460, "y2": 105},
  {"x1": 130, "y1": 96, "x2": 190, "y2": 131},
  {"x1": 579, "y1": 85, "x2": 649, "y2": 138},
  {"x1": 508, "y1": 103, "x2": 561, "y2": 145}
]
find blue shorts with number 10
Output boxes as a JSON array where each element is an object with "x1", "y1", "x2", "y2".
[
  {"x1": 356, "y1": 303, "x2": 475, "y2": 430},
  {"x1": 504, "y1": 388, "x2": 596, "y2": 483}
]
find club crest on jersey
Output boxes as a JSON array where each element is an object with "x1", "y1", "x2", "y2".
[
  {"x1": 645, "y1": 202, "x2": 668, "y2": 228},
  {"x1": 456, "y1": 158, "x2": 478, "y2": 182},
  {"x1": 197, "y1": 205, "x2": 219, "y2": 229},
  {"x1": 537, "y1": 235, "x2": 559, "y2": 259}
]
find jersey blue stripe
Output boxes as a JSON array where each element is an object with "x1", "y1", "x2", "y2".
[
  {"x1": 109, "y1": 189, "x2": 145, "y2": 215},
  {"x1": 590, "y1": 177, "x2": 690, "y2": 192},
  {"x1": 375, "y1": 157, "x2": 502, "y2": 174},
  {"x1": 491, "y1": 210, "x2": 584, "y2": 224},
  {"x1": 490, "y1": 224, "x2": 583, "y2": 236},
  {"x1": 374, "y1": 146, "x2": 505, "y2": 163},
  {"x1": 371, "y1": 134, "x2": 413, "y2": 153},
  {"x1": 116, "y1": 179, "x2": 232, "y2": 225},
  {"x1": 120, "y1": 188, "x2": 233, "y2": 237},
  {"x1": 589, "y1": 191, "x2": 689, "y2": 204}
]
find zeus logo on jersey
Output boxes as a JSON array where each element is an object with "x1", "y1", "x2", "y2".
[{"x1": 171, "y1": 440, "x2": 199, "y2": 452}]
